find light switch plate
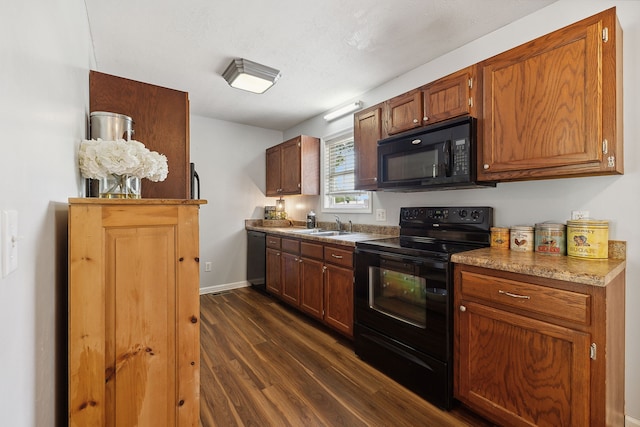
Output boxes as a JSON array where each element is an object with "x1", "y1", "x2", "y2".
[
  {"x1": 376, "y1": 209, "x2": 387, "y2": 222},
  {"x1": 1, "y1": 210, "x2": 18, "y2": 278}
]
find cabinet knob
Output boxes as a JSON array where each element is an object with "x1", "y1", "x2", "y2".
[
  {"x1": 483, "y1": 164, "x2": 490, "y2": 170},
  {"x1": 298, "y1": 258, "x2": 303, "y2": 263},
  {"x1": 459, "y1": 305, "x2": 467, "y2": 312},
  {"x1": 413, "y1": 118, "x2": 419, "y2": 124},
  {"x1": 423, "y1": 117, "x2": 428, "y2": 121}
]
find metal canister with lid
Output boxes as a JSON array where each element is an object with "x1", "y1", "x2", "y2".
[
  {"x1": 490, "y1": 227, "x2": 510, "y2": 249},
  {"x1": 510, "y1": 225, "x2": 534, "y2": 252},
  {"x1": 534, "y1": 222, "x2": 566, "y2": 255},
  {"x1": 567, "y1": 219, "x2": 609, "y2": 259}
]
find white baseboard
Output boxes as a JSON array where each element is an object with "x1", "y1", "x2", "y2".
[
  {"x1": 199, "y1": 280, "x2": 250, "y2": 295},
  {"x1": 628, "y1": 415, "x2": 640, "y2": 427}
]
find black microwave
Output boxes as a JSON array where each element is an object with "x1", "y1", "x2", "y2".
[{"x1": 377, "y1": 116, "x2": 495, "y2": 191}]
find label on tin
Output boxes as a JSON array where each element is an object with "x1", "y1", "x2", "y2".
[
  {"x1": 510, "y1": 227, "x2": 533, "y2": 252},
  {"x1": 535, "y1": 225, "x2": 566, "y2": 256}
]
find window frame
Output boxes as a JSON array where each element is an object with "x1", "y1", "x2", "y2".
[{"x1": 321, "y1": 129, "x2": 371, "y2": 214}]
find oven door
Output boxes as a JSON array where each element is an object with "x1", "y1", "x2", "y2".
[{"x1": 354, "y1": 246, "x2": 450, "y2": 361}]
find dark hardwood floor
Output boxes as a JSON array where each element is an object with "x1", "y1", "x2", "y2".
[{"x1": 199, "y1": 287, "x2": 494, "y2": 427}]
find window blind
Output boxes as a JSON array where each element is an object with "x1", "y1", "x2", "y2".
[{"x1": 325, "y1": 136, "x2": 355, "y2": 195}]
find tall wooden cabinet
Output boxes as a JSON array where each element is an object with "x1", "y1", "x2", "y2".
[
  {"x1": 68, "y1": 198, "x2": 205, "y2": 427},
  {"x1": 479, "y1": 7, "x2": 623, "y2": 181},
  {"x1": 90, "y1": 71, "x2": 191, "y2": 199},
  {"x1": 266, "y1": 135, "x2": 320, "y2": 196},
  {"x1": 354, "y1": 103, "x2": 383, "y2": 190}
]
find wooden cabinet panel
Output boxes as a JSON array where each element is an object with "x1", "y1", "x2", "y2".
[
  {"x1": 69, "y1": 199, "x2": 203, "y2": 427},
  {"x1": 89, "y1": 71, "x2": 190, "y2": 199},
  {"x1": 265, "y1": 147, "x2": 282, "y2": 197},
  {"x1": 324, "y1": 263, "x2": 354, "y2": 337},
  {"x1": 324, "y1": 246, "x2": 353, "y2": 269},
  {"x1": 422, "y1": 67, "x2": 475, "y2": 124},
  {"x1": 281, "y1": 251, "x2": 301, "y2": 306},
  {"x1": 280, "y1": 138, "x2": 302, "y2": 194},
  {"x1": 266, "y1": 247, "x2": 282, "y2": 296},
  {"x1": 385, "y1": 89, "x2": 423, "y2": 135},
  {"x1": 300, "y1": 257, "x2": 324, "y2": 320},
  {"x1": 301, "y1": 241, "x2": 324, "y2": 259},
  {"x1": 479, "y1": 8, "x2": 622, "y2": 181},
  {"x1": 354, "y1": 104, "x2": 383, "y2": 190}
]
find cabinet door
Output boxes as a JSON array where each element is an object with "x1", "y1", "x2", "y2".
[
  {"x1": 265, "y1": 146, "x2": 282, "y2": 196},
  {"x1": 480, "y1": 9, "x2": 621, "y2": 181},
  {"x1": 385, "y1": 90, "x2": 423, "y2": 135},
  {"x1": 324, "y1": 264, "x2": 354, "y2": 337},
  {"x1": 300, "y1": 257, "x2": 324, "y2": 320},
  {"x1": 456, "y1": 301, "x2": 591, "y2": 427},
  {"x1": 422, "y1": 68, "x2": 472, "y2": 124},
  {"x1": 280, "y1": 138, "x2": 302, "y2": 194},
  {"x1": 266, "y1": 247, "x2": 282, "y2": 295},
  {"x1": 281, "y1": 251, "x2": 301, "y2": 306},
  {"x1": 354, "y1": 104, "x2": 382, "y2": 190},
  {"x1": 89, "y1": 71, "x2": 190, "y2": 199}
]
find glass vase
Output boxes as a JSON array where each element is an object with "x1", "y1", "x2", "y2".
[{"x1": 99, "y1": 174, "x2": 141, "y2": 199}]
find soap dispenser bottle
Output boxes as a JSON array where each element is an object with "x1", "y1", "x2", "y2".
[{"x1": 306, "y1": 210, "x2": 316, "y2": 229}]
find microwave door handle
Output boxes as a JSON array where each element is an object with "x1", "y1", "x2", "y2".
[{"x1": 443, "y1": 140, "x2": 452, "y2": 177}]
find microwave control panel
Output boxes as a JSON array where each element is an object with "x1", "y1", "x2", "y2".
[{"x1": 451, "y1": 137, "x2": 470, "y2": 176}]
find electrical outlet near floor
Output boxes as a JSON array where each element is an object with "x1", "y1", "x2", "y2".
[
  {"x1": 205, "y1": 262, "x2": 212, "y2": 272},
  {"x1": 376, "y1": 209, "x2": 387, "y2": 222},
  {"x1": 571, "y1": 210, "x2": 590, "y2": 220}
]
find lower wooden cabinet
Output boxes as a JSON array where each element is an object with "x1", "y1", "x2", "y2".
[
  {"x1": 266, "y1": 235, "x2": 354, "y2": 338},
  {"x1": 68, "y1": 198, "x2": 205, "y2": 427},
  {"x1": 454, "y1": 263, "x2": 625, "y2": 427}
]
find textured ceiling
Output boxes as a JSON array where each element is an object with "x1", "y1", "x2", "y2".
[{"x1": 85, "y1": 0, "x2": 556, "y2": 131}]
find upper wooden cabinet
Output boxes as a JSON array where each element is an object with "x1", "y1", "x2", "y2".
[
  {"x1": 478, "y1": 7, "x2": 623, "y2": 181},
  {"x1": 384, "y1": 66, "x2": 478, "y2": 136},
  {"x1": 354, "y1": 103, "x2": 383, "y2": 190},
  {"x1": 421, "y1": 66, "x2": 478, "y2": 125},
  {"x1": 266, "y1": 135, "x2": 320, "y2": 196},
  {"x1": 385, "y1": 89, "x2": 423, "y2": 135},
  {"x1": 90, "y1": 71, "x2": 190, "y2": 199}
]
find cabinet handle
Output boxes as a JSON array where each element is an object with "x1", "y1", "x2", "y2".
[
  {"x1": 483, "y1": 164, "x2": 490, "y2": 170},
  {"x1": 322, "y1": 266, "x2": 327, "y2": 273},
  {"x1": 331, "y1": 253, "x2": 343, "y2": 259},
  {"x1": 298, "y1": 258, "x2": 303, "y2": 263},
  {"x1": 423, "y1": 116, "x2": 428, "y2": 121},
  {"x1": 498, "y1": 290, "x2": 531, "y2": 300},
  {"x1": 412, "y1": 118, "x2": 419, "y2": 124},
  {"x1": 276, "y1": 252, "x2": 280, "y2": 256},
  {"x1": 459, "y1": 305, "x2": 466, "y2": 312}
]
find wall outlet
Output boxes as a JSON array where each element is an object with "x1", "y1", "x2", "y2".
[
  {"x1": 571, "y1": 210, "x2": 590, "y2": 220},
  {"x1": 204, "y1": 262, "x2": 212, "y2": 272},
  {"x1": 376, "y1": 209, "x2": 387, "y2": 222}
]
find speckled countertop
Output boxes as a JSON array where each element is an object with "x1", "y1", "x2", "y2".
[
  {"x1": 452, "y1": 243, "x2": 626, "y2": 287},
  {"x1": 245, "y1": 219, "x2": 398, "y2": 247}
]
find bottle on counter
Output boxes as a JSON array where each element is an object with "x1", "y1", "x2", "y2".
[{"x1": 306, "y1": 210, "x2": 316, "y2": 229}]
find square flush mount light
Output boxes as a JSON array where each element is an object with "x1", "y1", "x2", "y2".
[
  {"x1": 323, "y1": 101, "x2": 363, "y2": 121},
  {"x1": 222, "y1": 58, "x2": 281, "y2": 94}
]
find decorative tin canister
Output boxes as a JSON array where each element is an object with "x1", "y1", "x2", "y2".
[
  {"x1": 534, "y1": 223, "x2": 566, "y2": 255},
  {"x1": 510, "y1": 226, "x2": 534, "y2": 252},
  {"x1": 567, "y1": 219, "x2": 609, "y2": 259},
  {"x1": 490, "y1": 227, "x2": 510, "y2": 249}
]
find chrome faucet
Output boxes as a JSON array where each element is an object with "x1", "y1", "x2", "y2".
[
  {"x1": 334, "y1": 215, "x2": 341, "y2": 231},
  {"x1": 348, "y1": 220, "x2": 353, "y2": 233}
]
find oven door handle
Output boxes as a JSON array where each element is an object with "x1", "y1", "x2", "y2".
[{"x1": 355, "y1": 247, "x2": 447, "y2": 270}]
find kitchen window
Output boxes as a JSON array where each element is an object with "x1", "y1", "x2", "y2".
[{"x1": 322, "y1": 132, "x2": 370, "y2": 213}]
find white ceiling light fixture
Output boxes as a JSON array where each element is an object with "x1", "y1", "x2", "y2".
[
  {"x1": 222, "y1": 58, "x2": 281, "y2": 94},
  {"x1": 323, "y1": 101, "x2": 363, "y2": 122}
]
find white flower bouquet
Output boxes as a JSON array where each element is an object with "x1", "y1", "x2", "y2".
[{"x1": 79, "y1": 138, "x2": 168, "y2": 182}]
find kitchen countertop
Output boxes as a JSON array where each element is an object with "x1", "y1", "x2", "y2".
[
  {"x1": 452, "y1": 245, "x2": 626, "y2": 287},
  {"x1": 245, "y1": 220, "x2": 397, "y2": 247}
]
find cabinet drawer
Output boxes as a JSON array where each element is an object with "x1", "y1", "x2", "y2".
[
  {"x1": 281, "y1": 238, "x2": 300, "y2": 253},
  {"x1": 266, "y1": 235, "x2": 281, "y2": 249},
  {"x1": 324, "y1": 246, "x2": 353, "y2": 268},
  {"x1": 460, "y1": 271, "x2": 590, "y2": 325},
  {"x1": 301, "y1": 242, "x2": 323, "y2": 259}
]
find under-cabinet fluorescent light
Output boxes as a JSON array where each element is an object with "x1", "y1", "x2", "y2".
[
  {"x1": 323, "y1": 101, "x2": 363, "y2": 121},
  {"x1": 222, "y1": 58, "x2": 281, "y2": 94}
]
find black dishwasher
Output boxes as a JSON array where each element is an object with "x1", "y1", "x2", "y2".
[{"x1": 246, "y1": 230, "x2": 266, "y2": 292}]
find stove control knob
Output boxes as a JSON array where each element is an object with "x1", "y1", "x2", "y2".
[
  {"x1": 471, "y1": 210, "x2": 481, "y2": 220},
  {"x1": 459, "y1": 209, "x2": 468, "y2": 218}
]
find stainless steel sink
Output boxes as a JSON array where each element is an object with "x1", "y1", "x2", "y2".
[{"x1": 289, "y1": 229, "x2": 352, "y2": 236}]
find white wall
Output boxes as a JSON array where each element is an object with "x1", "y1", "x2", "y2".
[
  {"x1": 0, "y1": 0, "x2": 94, "y2": 425},
  {"x1": 284, "y1": 1, "x2": 640, "y2": 422},
  {"x1": 190, "y1": 115, "x2": 282, "y2": 292}
]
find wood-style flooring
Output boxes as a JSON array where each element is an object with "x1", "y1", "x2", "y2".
[{"x1": 199, "y1": 287, "x2": 494, "y2": 427}]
